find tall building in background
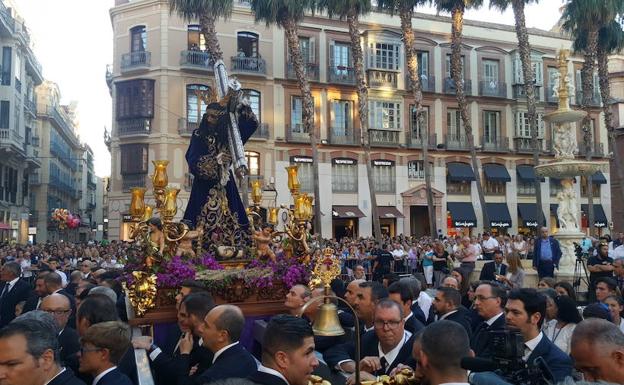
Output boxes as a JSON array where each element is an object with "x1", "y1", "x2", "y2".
[
  {"x1": 0, "y1": 0, "x2": 43, "y2": 243},
  {"x1": 107, "y1": 0, "x2": 618, "y2": 240}
]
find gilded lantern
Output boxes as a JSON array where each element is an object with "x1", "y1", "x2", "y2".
[
  {"x1": 141, "y1": 205, "x2": 153, "y2": 222},
  {"x1": 268, "y1": 207, "x2": 278, "y2": 225},
  {"x1": 285, "y1": 165, "x2": 301, "y2": 194},
  {"x1": 162, "y1": 188, "x2": 180, "y2": 219},
  {"x1": 152, "y1": 160, "x2": 169, "y2": 189},
  {"x1": 129, "y1": 188, "x2": 147, "y2": 219}
]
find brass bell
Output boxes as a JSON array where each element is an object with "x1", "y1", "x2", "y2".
[{"x1": 312, "y1": 301, "x2": 345, "y2": 337}]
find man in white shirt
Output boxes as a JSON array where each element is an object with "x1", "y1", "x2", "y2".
[
  {"x1": 481, "y1": 233, "x2": 499, "y2": 261},
  {"x1": 419, "y1": 320, "x2": 472, "y2": 385}
]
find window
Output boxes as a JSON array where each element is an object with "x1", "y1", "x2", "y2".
[
  {"x1": 298, "y1": 36, "x2": 315, "y2": 64},
  {"x1": 408, "y1": 160, "x2": 425, "y2": 179},
  {"x1": 416, "y1": 51, "x2": 429, "y2": 77},
  {"x1": 130, "y1": 26, "x2": 147, "y2": 52},
  {"x1": 245, "y1": 151, "x2": 260, "y2": 176},
  {"x1": 410, "y1": 105, "x2": 429, "y2": 139},
  {"x1": 514, "y1": 111, "x2": 544, "y2": 138},
  {"x1": 483, "y1": 111, "x2": 500, "y2": 143},
  {"x1": 447, "y1": 109, "x2": 464, "y2": 140},
  {"x1": 330, "y1": 100, "x2": 352, "y2": 135},
  {"x1": 513, "y1": 55, "x2": 543, "y2": 85},
  {"x1": 372, "y1": 160, "x2": 395, "y2": 193},
  {"x1": 445, "y1": 54, "x2": 465, "y2": 79},
  {"x1": 186, "y1": 84, "x2": 211, "y2": 124},
  {"x1": 0, "y1": 166, "x2": 17, "y2": 203},
  {"x1": 0, "y1": 101, "x2": 9, "y2": 129},
  {"x1": 369, "y1": 101, "x2": 401, "y2": 130},
  {"x1": 14, "y1": 54, "x2": 20, "y2": 85},
  {"x1": 483, "y1": 60, "x2": 499, "y2": 84},
  {"x1": 115, "y1": 79, "x2": 155, "y2": 120},
  {"x1": 330, "y1": 42, "x2": 351, "y2": 68},
  {"x1": 484, "y1": 179, "x2": 506, "y2": 195},
  {"x1": 549, "y1": 178, "x2": 563, "y2": 197},
  {"x1": 1, "y1": 47, "x2": 10, "y2": 86},
  {"x1": 237, "y1": 32, "x2": 259, "y2": 58},
  {"x1": 447, "y1": 180, "x2": 471, "y2": 195},
  {"x1": 120, "y1": 144, "x2": 148, "y2": 175},
  {"x1": 243, "y1": 89, "x2": 260, "y2": 121},
  {"x1": 580, "y1": 176, "x2": 600, "y2": 197},
  {"x1": 332, "y1": 159, "x2": 357, "y2": 192},
  {"x1": 369, "y1": 43, "x2": 400, "y2": 70},
  {"x1": 187, "y1": 25, "x2": 207, "y2": 51},
  {"x1": 517, "y1": 180, "x2": 536, "y2": 196},
  {"x1": 291, "y1": 96, "x2": 305, "y2": 133},
  {"x1": 291, "y1": 157, "x2": 314, "y2": 193}
]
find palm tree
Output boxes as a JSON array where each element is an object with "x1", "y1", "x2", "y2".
[
  {"x1": 377, "y1": 0, "x2": 437, "y2": 237},
  {"x1": 434, "y1": 0, "x2": 489, "y2": 232},
  {"x1": 316, "y1": 0, "x2": 383, "y2": 241},
  {"x1": 168, "y1": 0, "x2": 233, "y2": 62},
  {"x1": 562, "y1": 0, "x2": 623, "y2": 235},
  {"x1": 250, "y1": 0, "x2": 323, "y2": 235},
  {"x1": 490, "y1": 0, "x2": 544, "y2": 230}
]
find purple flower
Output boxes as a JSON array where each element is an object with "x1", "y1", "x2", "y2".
[{"x1": 155, "y1": 255, "x2": 196, "y2": 288}]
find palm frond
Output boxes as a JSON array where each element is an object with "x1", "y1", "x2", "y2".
[{"x1": 168, "y1": 0, "x2": 234, "y2": 20}]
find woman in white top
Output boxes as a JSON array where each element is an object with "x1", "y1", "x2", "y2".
[
  {"x1": 512, "y1": 234, "x2": 528, "y2": 259},
  {"x1": 604, "y1": 295, "x2": 624, "y2": 333},
  {"x1": 544, "y1": 295, "x2": 583, "y2": 354}
]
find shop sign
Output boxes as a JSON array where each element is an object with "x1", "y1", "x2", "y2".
[
  {"x1": 490, "y1": 221, "x2": 511, "y2": 228},
  {"x1": 454, "y1": 220, "x2": 475, "y2": 228},
  {"x1": 291, "y1": 156, "x2": 314, "y2": 163},
  {"x1": 332, "y1": 158, "x2": 356, "y2": 165},
  {"x1": 524, "y1": 221, "x2": 538, "y2": 228},
  {"x1": 372, "y1": 160, "x2": 393, "y2": 167}
]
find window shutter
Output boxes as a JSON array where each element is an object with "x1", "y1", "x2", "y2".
[
  {"x1": 329, "y1": 43, "x2": 335, "y2": 67},
  {"x1": 421, "y1": 52, "x2": 428, "y2": 76},
  {"x1": 575, "y1": 69, "x2": 582, "y2": 94},
  {"x1": 309, "y1": 38, "x2": 316, "y2": 64}
]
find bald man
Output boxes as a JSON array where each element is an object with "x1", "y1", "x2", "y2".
[
  {"x1": 184, "y1": 305, "x2": 257, "y2": 385},
  {"x1": 40, "y1": 293, "x2": 80, "y2": 375}
]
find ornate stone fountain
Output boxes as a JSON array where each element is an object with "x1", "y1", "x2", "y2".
[{"x1": 535, "y1": 49, "x2": 602, "y2": 274}]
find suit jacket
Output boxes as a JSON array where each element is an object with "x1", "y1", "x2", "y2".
[
  {"x1": 152, "y1": 335, "x2": 213, "y2": 385},
  {"x1": 470, "y1": 313, "x2": 506, "y2": 359},
  {"x1": 479, "y1": 262, "x2": 507, "y2": 282},
  {"x1": 248, "y1": 369, "x2": 289, "y2": 385},
  {"x1": 59, "y1": 327, "x2": 81, "y2": 375},
  {"x1": 404, "y1": 313, "x2": 425, "y2": 335},
  {"x1": 0, "y1": 278, "x2": 31, "y2": 326},
  {"x1": 410, "y1": 302, "x2": 428, "y2": 325},
  {"x1": 441, "y1": 307, "x2": 473, "y2": 340},
  {"x1": 526, "y1": 335, "x2": 573, "y2": 383},
  {"x1": 95, "y1": 368, "x2": 133, "y2": 385},
  {"x1": 22, "y1": 293, "x2": 41, "y2": 314},
  {"x1": 55, "y1": 289, "x2": 77, "y2": 330},
  {"x1": 324, "y1": 330, "x2": 416, "y2": 375},
  {"x1": 117, "y1": 347, "x2": 139, "y2": 385},
  {"x1": 532, "y1": 237, "x2": 562, "y2": 268},
  {"x1": 188, "y1": 343, "x2": 257, "y2": 385},
  {"x1": 48, "y1": 367, "x2": 86, "y2": 385}
]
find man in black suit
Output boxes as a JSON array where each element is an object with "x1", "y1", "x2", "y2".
[
  {"x1": 248, "y1": 314, "x2": 319, "y2": 385},
  {"x1": 0, "y1": 318, "x2": 86, "y2": 385},
  {"x1": 470, "y1": 282, "x2": 506, "y2": 359},
  {"x1": 387, "y1": 281, "x2": 424, "y2": 334},
  {"x1": 479, "y1": 250, "x2": 507, "y2": 282},
  {"x1": 471, "y1": 289, "x2": 573, "y2": 385},
  {"x1": 182, "y1": 304, "x2": 257, "y2": 384},
  {"x1": 44, "y1": 272, "x2": 76, "y2": 329},
  {"x1": 22, "y1": 271, "x2": 50, "y2": 313},
  {"x1": 40, "y1": 293, "x2": 80, "y2": 374},
  {"x1": 78, "y1": 321, "x2": 133, "y2": 385},
  {"x1": 0, "y1": 261, "x2": 31, "y2": 327},
  {"x1": 324, "y1": 299, "x2": 416, "y2": 382},
  {"x1": 431, "y1": 287, "x2": 472, "y2": 339}
]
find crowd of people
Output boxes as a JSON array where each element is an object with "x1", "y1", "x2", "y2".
[{"x1": 0, "y1": 230, "x2": 622, "y2": 385}]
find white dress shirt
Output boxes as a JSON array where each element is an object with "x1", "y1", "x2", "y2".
[
  {"x1": 377, "y1": 330, "x2": 412, "y2": 372},
  {"x1": 43, "y1": 367, "x2": 66, "y2": 385},
  {"x1": 212, "y1": 341, "x2": 239, "y2": 364},
  {"x1": 439, "y1": 309, "x2": 459, "y2": 321},
  {"x1": 485, "y1": 312, "x2": 504, "y2": 327},
  {"x1": 92, "y1": 366, "x2": 117, "y2": 385},
  {"x1": 257, "y1": 364, "x2": 290, "y2": 385},
  {"x1": 523, "y1": 332, "x2": 544, "y2": 361},
  {"x1": 418, "y1": 291, "x2": 432, "y2": 317}
]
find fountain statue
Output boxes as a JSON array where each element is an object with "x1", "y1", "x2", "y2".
[{"x1": 535, "y1": 49, "x2": 604, "y2": 274}]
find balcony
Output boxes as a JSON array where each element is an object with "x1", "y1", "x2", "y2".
[
  {"x1": 406, "y1": 74, "x2": 435, "y2": 92},
  {"x1": 443, "y1": 77, "x2": 472, "y2": 95},
  {"x1": 0, "y1": 128, "x2": 25, "y2": 154},
  {"x1": 367, "y1": 70, "x2": 398, "y2": 88},
  {"x1": 105, "y1": 64, "x2": 113, "y2": 90},
  {"x1": 121, "y1": 51, "x2": 151, "y2": 72},
  {"x1": 47, "y1": 106, "x2": 77, "y2": 145},
  {"x1": 286, "y1": 124, "x2": 310, "y2": 143},
  {"x1": 0, "y1": 1, "x2": 14, "y2": 34},
  {"x1": 230, "y1": 56, "x2": 266, "y2": 75},
  {"x1": 446, "y1": 136, "x2": 471, "y2": 151},
  {"x1": 25, "y1": 145, "x2": 41, "y2": 168},
  {"x1": 481, "y1": 136, "x2": 510, "y2": 153},
  {"x1": 513, "y1": 85, "x2": 541, "y2": 101},
  {"x1": 575, "y1": 90, "x2": 601, "y2": 107},
  {"x1": 287, "y1": 62, "x2": 319, "y2": 81},
  {"x1": 369, "y1": 129, "x2": 400, "y2": 147},
  {"x1": 180, "y1": 50, "x2": 213, "y2": 72},
  {"x1": 122, "y1": 174, "x2": 147, "y2": 192},
  {"x1": 407, "y1": 133, "x2": 437, "y2": 149},
  {"x1": 328, "y1": 66, "x2": 356, "y2": 85},
  {"x1": 479, "y1": 80, "x2": 507, "y2": 98},
  {"x1": 24, "y1": 98, "x2": 36, "y2": 117},
  {"x1": 250, "y1": 123, "x2": 269, "y2": 140},
  {"x1": 513, "y1": 137, "x2": 544, "y2": 154},
  {"x1": 178, "y1": 118, "x2": 199, "y2": 137},
  {"x1": 578, "y1": 142, "x2": 605, "y2": 158},
  {"x1": 118, "y1": 118, "x2": 151, "y2": 137},
  {"x1": 328, "y1": 128, "x2": 359, "y2": 146},
  {"x1": 29, "y1": 172, "x2": 41, "y2": 185}
]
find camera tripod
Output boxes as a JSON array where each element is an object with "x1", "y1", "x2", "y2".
[{"x1": 573, "y1": 254, "x2": 590, "y2": 303}]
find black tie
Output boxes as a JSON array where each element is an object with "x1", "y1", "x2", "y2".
[{"x1": 380, "y1": 356, "x2": 388, "y2": 374}]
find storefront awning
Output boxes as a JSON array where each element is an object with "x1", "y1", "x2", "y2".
[
  {"x1": 378, "y1": 206, "x2": 405, "y2": 219},
  {"x1": 483, "y1": 164, "x2": 511, "y2": 182},
  {"x1": 447, "y1": 202, "x2": 477, "y2": 228},
  {"x1": 517, "y1": 203, "x2": 545, "y2": 228},
  {"x1": 590, "y1": 171, "x2": 607, "y2": 184},
  {"x1": 0, "y1": 222, "x2": 9, "y2": 230},
  {"x1": 516, "y1": 165, "x2": 545, "y2": 182},
  {"x1": 447, "y1": 162, "x2": 475, "y2": 182},
  {"x1": 486, "y1": 203, "x2": 512, "y2": 228},
  {"x1": 581, "y1": 204, "x2": 608, "y2": 228},
  {"x1": 332, "y1": 206, "x2": 365, "y2": 219}
]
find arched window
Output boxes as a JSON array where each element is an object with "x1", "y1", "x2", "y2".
[
  {"x1": 242, "y1": 89, "x2": 260, "y2": 121},
  {"x1": 237, "y1": 32, "x2": 259, "y2": 58},
  {"x1": 130, "y1": 26, "x2": 147, "y2": 52},
  {"x1": 187, "y1": 25, "x2": 207, "y2": 51},
  {"x1": 186, "y1": 84, "x2": 211, "y2": 124}
]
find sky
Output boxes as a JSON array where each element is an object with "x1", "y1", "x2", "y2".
[{"x1": 13, "y1": 0, "x2": 564, "y2": 178}]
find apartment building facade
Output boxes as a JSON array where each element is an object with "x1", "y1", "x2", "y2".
[
  {"x1": 0, "y1": 0, "x2": 43, "y2": 243},
  {"x1": 107, "y1": 0, "x2": 614, "y2": 240}
]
